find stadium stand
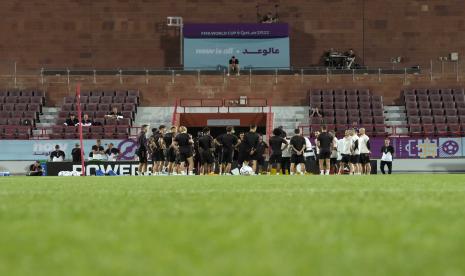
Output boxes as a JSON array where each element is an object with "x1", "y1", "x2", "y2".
[
  {"x1": 403, "y1": 88, "x2": 465, "y2": 136},
  {"x1": 308, "y1": 88, "x2": 386, "y2": 137},
  {"x1": 0, "y1": 89, "x2": 44, "y2": 139},
  {"x1": 50, "y1": 90, "x2": 139, "y2": 139}
]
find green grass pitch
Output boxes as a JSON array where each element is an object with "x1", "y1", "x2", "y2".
[{"x1": 1, "y1": 175, "x2": 465, "y2": 276}]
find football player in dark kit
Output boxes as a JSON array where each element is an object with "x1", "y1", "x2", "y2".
[
  {"x1": 290, "y1": 128, "x2": 306, "y2": 175},
  {"x1": 136, "y1": 124, "x2": 149, "y2": 175},
  {"x1": 164, "y1": 126, "x2": 177, "y2": 175},
  {"x1": 174, "y1": 126, "x2": 194, "y2": 175},
  {"x1": 256, "y1": 134, "x2": 269, "y2": 174},
  {"x1": 268, "y1": 128, "x2": 288, "y2": 175},
  {"x1": 198, "y1": 127, "x2": 214, "y2": 175},
  {"x1": 317, "y1": 125, "x2": 334, "y2": 175},
  {"x1": 238, "y1": 125, "x2": 260, "y2": 173},
  {"x1": 149, "y1": 125, "x2": 167, "y2": 175},
  {"x1": 215, "y1": 126, "x2": 240, "y2": 175}
]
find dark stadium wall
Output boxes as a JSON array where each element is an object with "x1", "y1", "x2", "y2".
[
  {"x1": 0, "y1": 0, "x2": 464, "y2": 71},
  {"x1": 179, "y1": 113, "x2": 267, "y2": 127}
]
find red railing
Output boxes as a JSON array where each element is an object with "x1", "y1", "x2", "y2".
[{"x1": 177, "y1": 97, "x2": 269, "y2": 113}]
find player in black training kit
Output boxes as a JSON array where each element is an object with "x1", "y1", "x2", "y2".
[
  {"x1": 215, "y1": 126, "x2": 239, "y2": 175},
  {"x1": 174, "y1": 126, "x2": 194, "y2": 175},
  {"x1": 198, "y1": 127, "x2": 214, "y2": 175},
  {"x1": 238, "y1": 125, "x2": 260, "y2": 173},
  {"x1": 149, "y1": 125, "x2": 166, "y2": 175},
  {"x1": 256, "y1": 134, "x2": 269, "y2": 174},
  {"x1": 317, "y1": 125, "x2": 334, "y2": 175},
  {"x1": 268, "y1": 128, "x2": 288, "y2": 175},
  {"x1": 290, "y1": 128, "x2": 307, "y2": 175},
  {"x1": 136, "y1": 125, "x2": 149, "y2": 175}
]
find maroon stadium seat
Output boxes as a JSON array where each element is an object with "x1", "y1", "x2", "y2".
[
  {"x1": 79, "y1": 96, "x2": 88, "y2": 104},
  {"x1": 0, "y1": 118, "x2": 7, "y2": 125},
  {"x1": 404, "y1": 95, "x2": 416, "y2": 102},
  {"x1": 98, "y1": 104, "x2": 110, "y2": 111},
  {"x1": 81, "y1": 91, "x2": 92, "y2": 97},
  {"x1": 406, "y1": 102, "x2": 417, "y2": 109},
  {"x1": 30, "y1": 97, "x2": 43, "y2": 105},
  {"x1": 448, "y1": 124, "x2": 461, "y2": 136},
  {"x1": 334, "y1": 102, "x2": 346, "y2": 109},
  {"x1": 445, "y1": 109, "x2": 457, "y2": 116},
  {"x1": 371, "y1": 95, "x2": 383, "y2": 103},
  {"x1": 86, "y1": 104, "x2": 98, "y2": 112},
  {"x1": 418, "y1": 101, "x2": 430, "y2": 108},
  {"x1": 361, "y1": 116, "x2": 373, "y2": 124},
  {"x1": 17, "y1": 97, "x2": 30, "y2": 104},
  {"x1": 358, "y1": 89, "x2": 370, "y2": 96},
  {"x1": 422, "y1": 124, "x2": 434, "y2": 135},
  {"x1": 113, "y1": 96, "x2": 125, "y2": 104},
  {"x1": 432, "y1": 109, "x2": 444, "y2": 116},
  {"x1": 416, "y1": 95, "x2": 428, "y2": 102},
  {"x1": 455, "y1": 94, "x2": 465, "y2": 102},
  {"x1": 359, "y1": 95, "x2": 370, "y2": 103},
  {"x1": 442, "y1": 95, "x2": 454, "y2": 102},
  {"x1": 335, "y1": 116, "x2": 348, "y2": 125},
  {"x1": 127, "y1": 90, "x2": 140, "y2": 98},
  {"x1": 93, "y1": 118, "x2": 105, "y2": 125},
  {"x1": 347, "y1": 102, "x2": 358, "y2": 109},
  {"x1": 91, "y1": 91, "x2": 104, "y2": 97},
  {"x1": 15, "y1": 104, "x2": 28, "y2": 112},
  {"x1": 62, "y1": 104, "x2": 74, "y2": 111},
  {"x1": 419, "y1": 109, "x2": 432, "y2": 116},
  {"x1": 58, "y1": 111, "x2": 69, "y2": 118},
  {"x1": 9, "y1": 90, "x2": 20, "y2": 97},
  {"x1": 322, "y1": 109, "x2": 334, "y2": 116},
  {"x1": 441, "y1": 88, "x2": 453, "y2": 95},
  {"x1": 105, "y1": 118, "x2": 118, "y2": 125},
  {"x1": 457, "y1": 108, "x2": 465, "y2": 116},
  {"x1": 28, "y1": 103, "x2": 41, "y2": 112},
  {"x1": 433, "y1": 116, "x2": 446, "y2": 124},
  {"x1": 421, "y1": 116, "x2": 433, "y2": 124},
  {"x1": 435, "y1": 124, "x2": 448, "y2": 136},
  {"x1": 5, "y1": 97, "x2": 17, "y2": 104},
  {"x1": 429, "y1": 94, "x2": 441, "y2": 102},
  {"x1": 372, "y1": 109, "x2": 383, "y2": 117},
  {"x1": 429, "y1": 89, "x2": 440, "y2": 95},
  {"x1": 101, "y1": 96, "x2": 113, "y2": 104},
  {"x1": 89, "y1": 96, "x2": 100, "y2": 104},
  {"x1": 447, "y1": 116, "x2": 459, "y2": 124},
  {"x1": 409, "y1": 116, "x2": 421, "y2": 124},
  {"x1": 95, "y1": 111, "x2": 107, "y2": 118},
  {"x1": 373, "y1": 116, "x2": 384, "y2": 124},
  {"x1": 416, "y1": 88, "x2": 428, "y2": 95},
  {"x1": 118, "y1": 118, "x2": 131, "y2": 126},
  {"x1": 443, "y1": 102, "x2": 455, "y2": 109},
  {"x1": 103, "y1": 91, "x2": 115, "y2": 97}
]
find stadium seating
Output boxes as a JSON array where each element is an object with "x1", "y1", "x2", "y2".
[
  {"x1": 308, "y1": 88, "x2": 386, "y2": 136},
  {"x1": 0, "y1": 89, "x2": 44, "y2": 139},
  {"x1": 403, "y1": 88, "x2": 465, "y2": 136},
  {"x1": 52, "y1": 90, "x2": 139, "y2": 139}
]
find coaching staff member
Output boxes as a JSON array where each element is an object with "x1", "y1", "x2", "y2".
[
  {"x1": 268, "y1": 128, "x2": 288, "y2": 175},
  {"x1": 317, "y1": 126, "x2": 333, "y2": 175},
  {"x1": 380, "y1": 138, "x2": 395, "y2": 174}
]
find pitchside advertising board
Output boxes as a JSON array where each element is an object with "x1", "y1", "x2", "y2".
[{"x1": 183, "y1": 23, "x2": 290, "y2": 69}]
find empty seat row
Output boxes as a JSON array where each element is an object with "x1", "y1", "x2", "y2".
[
  {"x1": 0, "y1": 117, "x2": 36, "y2": 125},
  {"x1": 309, "y1": 124, "x2": 386, "y2": 137},
  {"x1": 0, "y1": 126, "x2": 32, "y2": 139},
  {"x1": 0, "y1": 96, "x2": 44, "y2": 104},
  {"x1": 404, "y1": 94, "x2": 463, "y2": 103},
  {"x1": 311, "y1": 101, "x2": 383, "y2": 110},
  {"x1": 309, "y1": 89, "x2": 371, "y2": 96},
  {"x1": 64, "y1": 96, "x2": 138, "y2": 104},
  {"x1": 406, "y1": 101, "x2": 465, "y2": 109},
  {"x1": 318, "y1": 108, "x2": 383, "y2": 116},
  {"x1": 61, "y1": 103, "x2": 136, "y2": 112},
  {"x1": 409, "y1": 124, "x2": 463, "y2": 136},
  {"x1": 310, "y1": 116, "x2": 384, "y2": 125},
  {"x1": 49, "y1": 126, "x2": 130, "y2": 139},
  {"x1": 0, "y1": 90, "x2": 44, "y2": 97},
  {"x1": 407, "y1": 108, "x2": 465, "y2": 116},
  {"x1": 403, "y1": 88, "x2": 464, "y2": 96},
  {"x1": 78, "y1": 90, "x2": 140, "y2": 98},
  {"x1": 0, "y1": 104, "x2": 42, "y2": 113},
  {"x1": 409, "y1": 115, "x2": 465, "y2": 124}
]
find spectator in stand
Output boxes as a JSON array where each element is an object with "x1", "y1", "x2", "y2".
[
  {"x1": 28, "y1": 161, "x2": 43, "y2": 176},
  {"x1": 105, "y1": 107, "x2": 123, "y2": 120},
  {"x1": 310, "y1": 107, "x2": 322, "y2": 118},
  {"x1": 89, "y1": 139, "x2": 105, "y2": 159},
  {"x1": 105, "y1": 143, "x2": 120, "y2": 161},
  {"x1": 80, "y1": 114, "x2": 93, "y2": 126},
  {"x1": 227, "y1": 56, "x2": 240, "y2": 76},
  {"x1": 50, "y1": 145, "x2": 65, "y2": 162},
  {"x1": 71, "y1": 143, "x2": 82, "y2": 162},
  {"x1": 261, "y1": 12, "x2": 275, "y2": 23},
  {"x1": 64, "y1": 114, "x2": 78, "y2": 126}
]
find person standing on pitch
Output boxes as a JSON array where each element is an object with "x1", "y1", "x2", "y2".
[
  {"x1": 350, "y1": 129, "x2": 361, "y2": 175},
  {"x1": 239, "y1": 125, "x2": 260, "y2": 173},
  {"x1": 317, "y1": 126, "x2": 333, "y2": 175},
  {"x1": 198, "y1": 127, "x2": 214, "y2": 175},
  {"x1": 358, "y1": 128, "x2": 371, "y2": 175},
  {"x1": 174, "y1": 126, "x2": 194, "y2": 175},
  {"x1": 380, "y1": 138, "x2": 395, "y2": 174},
  {"x1": 151, "y1": 125, "x2": 167, "y2": 175},
  {"x1": 136, "y1": 125, "x2": 149, "y2": 175},
  {"x1": 338, "y1": 130, "x2": 354, "y2": 175},
  {"x1": 290, "y1": 128, "x2": 306, "y2": 175},
  {"x1": 268, "y1": 128, "x2": 288, "y2": 175},
  {"x1": 215, "y1": 126, "x2": 239, "y2": 175}
]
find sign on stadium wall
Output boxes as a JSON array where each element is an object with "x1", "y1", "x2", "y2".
[
  {"x1": 46, "y1": 161, "x2": 145, "y2": 176},
  {"x1": 183, "y1": 23, "x2": 290, "y2": 69},
  {"x1": 393, "y1": 137, "x2": 463, "y2": 158},
  {"x1": 0, "y1": 139, "x2": 138, "y2": 161}
]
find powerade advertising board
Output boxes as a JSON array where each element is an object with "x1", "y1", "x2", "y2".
[{"x1": 183, "y1": 23, "x2": 290, "y2": 69}]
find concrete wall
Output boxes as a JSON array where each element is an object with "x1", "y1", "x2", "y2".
[{"x1": 0, "y1": 0, "x2": 464, "y2": 71}]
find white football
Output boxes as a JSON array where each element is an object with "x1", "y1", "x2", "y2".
[{"x1": 240, "y1": 166, "x2": 254, "y2": 176}]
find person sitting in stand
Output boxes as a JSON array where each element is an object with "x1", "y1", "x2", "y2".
[
  {"x1": 64, "y1": 114, "x2": 78, "y2": 126},
  {"x1": 261, "y1": 12, "x2": 275, "y2": 23},
  {"x1": 105, "y1": 143, "x2": 120, "y2": 161},
  {"x1": 345, "y1": 48, "x2": 356, "y2": 69},
  {"x1": 227, "y1": 56, "x2": 240, "y2": 76},
  {"x1": 89, "y1": 139, "x2": 105, "y2": 160},
  {"x1": 80, "y1": 114, "x2": 93, "y2": 127},
  {"x1": 310, "y1": 107, "x2": 322, "y2": 118},
  {"x1": 28, "y1": 161, "x2": 43, "y2": 176},
  {"x1": 50, "y1": 145, "x2": 65, "y2": 162},
  {"x1": 105, "y1": 107, "x2": 123, "y2": 120}
]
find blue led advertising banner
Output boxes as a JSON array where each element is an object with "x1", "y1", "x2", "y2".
[{"x1": 183, "y1": 23, "x2": 290, "y2": 69}]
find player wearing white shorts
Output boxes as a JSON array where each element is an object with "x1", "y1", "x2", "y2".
[{"x1": 358, "y1": 128, "x2": 371, "y2": 175}]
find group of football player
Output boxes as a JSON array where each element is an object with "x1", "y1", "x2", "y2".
[{"x1": 134, "y1": 124, "x2": 372, "y2": 176}]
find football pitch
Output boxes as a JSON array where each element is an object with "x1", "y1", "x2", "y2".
[{"x1": 1, "y1": 175, "x2": 465, "y2": 276}]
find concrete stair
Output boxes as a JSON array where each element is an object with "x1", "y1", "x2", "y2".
[
  {"x1": 272, "y1": 106, "x2": 308, "y2": 136},
  {"x1": 134, "y1": 107, "x2": 174, "y2": 128},
  {"x1": 384, "y1": 105, "x2": 408, "y2": 135},
  {"x1": 33, "y1": 107, "x2": 59, "y2": 137}
]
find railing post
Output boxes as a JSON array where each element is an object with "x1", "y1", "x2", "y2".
[
  {"x1": 93, "y1": 69, "x2": 96, "y2": 84},
  {"x1": 171, "y1": 70, "x2": 175, "y2": 84},
  {"x1": 275, "y1": 68, "x2": 278, "y2": 84},
  {"x1": 223, "y1": 69, "x2": 226, "y2": 85},
  {"x1": 119, "y1": 69, "x2": 123, "y2": 84},
  {"x1": 249, "y1": 68, "x2": 252, "y2": 86},
  {"x1": 441, "y1": 60, "x2": 444, "y2": 76},
  {"x1": 67, "y1": 68, "x2": 70, "y2": 85},
  {"x1": 40, "y1": 67, "x2": 44, "y2": 85},
  {"x1": 352, "y1": 68, "x2": 355, "y2": 82},
  {"x1": 404, "y1": 67, "x2": 407, "y2": 85},
  {"x1": 326, "y1": 67, "x2": 330, "y2": 83},
  {"x1": 145, "y1": 69, "x2": 149, "y2": 85},
  {"x1": 300, "y1": 68, "x2": 304, "y2": 84},
  {"x1": 457, "y1": 61, "x2": 460, "y2": 82},
  {"x1": 197, "y1": 69, "x2": 200, "y2": 85},
  {"x1": 13, "y1": 61, "x2": 17, "y2": 88},
  {"x1": 430, "y1": 59, "x2": 433, "y2": 82},
  {"x1": 378, "y1": 68, "x2": 381, "y2": 83}
]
